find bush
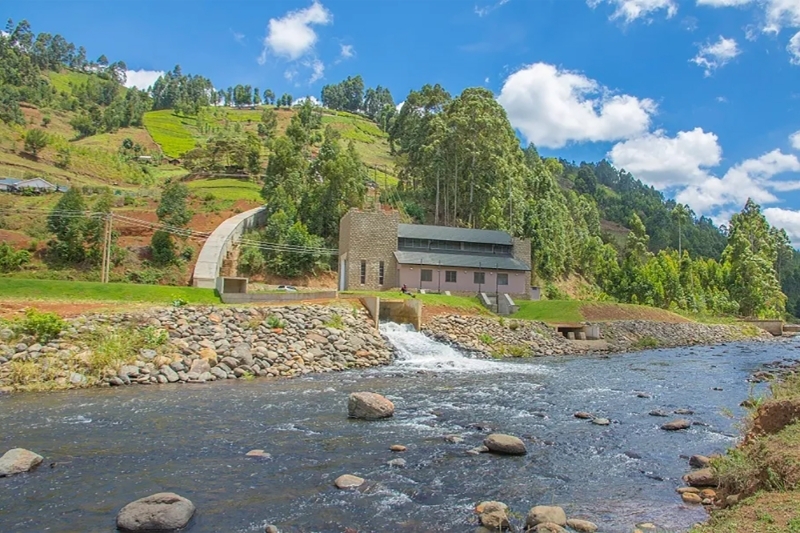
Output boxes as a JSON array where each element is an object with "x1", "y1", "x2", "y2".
[
  {"x1": 544, "y1": 282, "x2": 569, "y2": 300},
  {"x1": 150, "y1": 230, "x2": 176, "y2": 265},
  {"x1": 325, "y1": 313, "x2": 344, "y2": 329},
  {"x1": 15, "y1": 308, "x2": 66, "y2": 343},
  {"x1": 23, "y1": 128, "x2": 48, "y2": 157},
  {"x1": 266, "y1": 315, "x2": 286, "y2": 329},
  {"x1": 0, "y1": 242, "x2": 31, "y2": 272}
]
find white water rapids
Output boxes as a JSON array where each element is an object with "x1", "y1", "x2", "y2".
[{"x1": 378, "y1": 321, "x2": 552, "y2": 374}]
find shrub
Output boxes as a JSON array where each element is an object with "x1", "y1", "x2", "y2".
[
  {"x1": 150, "y1": 230, "x2": 176, "y2": 265},
  {"x1": 15, "y1": 308, "x2": 66, "y2": 343},
  {"x1": 478, "y1": 333, "x2": 494, "y2": 345},
  {"x1": 325, "y1": 313, "x2": 344, "y2": 329},
  {"x1": 0, "y1": 242, "x2": 31, "y2": 272},
  {"x1": 141, "y1": 326, "x2": 168, "y2": 348},
  {"x1": 633, "y1": 336, "x2": 659, "y2": 349},
  {"x1": 23, "y1": 128, "x2": 48, "y2": 156},
  {"x1": 266, "y1": 315, "x2": 286, "y2": 329}
]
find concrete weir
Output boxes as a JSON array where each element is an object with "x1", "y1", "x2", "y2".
[{"x1": 361, "y1": 296, "x2": 422, "y2": 331}]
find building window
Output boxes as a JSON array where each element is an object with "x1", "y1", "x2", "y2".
[
  {"x1": 445, "y1": 270, "x2": 457, "y2": 283},
  {"x1": 360, "y1": 260, "x2": 366, "y2": 285},
  {"x1": 420, "y1": 269, "x2": 433, "y2": 282},
  {"x1": 497, "y1": 273, "x2": 509, "y2": 286},
  {"x1": 379, "y1": 261, "x2": 385, "y2": 285},
  {"x1": 474, "y1": 272, "x2": 485, "y2": 285}
]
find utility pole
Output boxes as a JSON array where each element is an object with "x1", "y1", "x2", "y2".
[{"x1": 101, "y1": 213, "x2": 113, "y2": 283}]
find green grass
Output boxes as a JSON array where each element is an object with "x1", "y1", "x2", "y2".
[
  {"x1": 142, "y1": 110, "x2": 198, "y2": 158},
  {"x1": 511, "y1": 300, "x2": 584, "y2": 323},
  {"x1": 186, "y1": 178, "x2": 262, "y2": 202},
  {"x1": 48, "y1": 70, "x2": 96, "y2": 94},
  {"x1": 0, "y1": 278, "x2": 219, "y2": 304}
]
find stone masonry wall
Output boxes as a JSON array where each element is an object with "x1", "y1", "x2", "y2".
[
  {"x1": 339, "y1": 209, "x2": 399, "y2": 290},
  {"x1": 512, "y1": 237, "x2": 532, "y2": 290}
]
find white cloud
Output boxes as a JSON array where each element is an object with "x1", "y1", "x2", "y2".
[
  {"x1": 485, "y1": 77, "x2": 490, "y2": 83},
  {"x1": 675, "y1": 149, "x2": 800, "y2": 212},
  {"x1": 232, "y1": 30, "x2": 245, "y2": 45},
  {"x1": 497, "y1": 62, "x2": 656, "y2": 148},
  {"x1": 791, "y1": 130, "x2": 800, "y2": 149},
  {"x1": 259, "y1": 1, "x2": 332, "y2": 63},
  {"x1": 764, "y1": 0, "x2": 800, "y2": 33},
  {"x1": 696, "y1": 0, "x2": 753, "y2": 6},
  {"x1": 789, "y1": 30, "x2": 800, "y2": 64},
  {"x1": 124, "y1": 69, "x2": 164, "y2": 90},
  {"x1": 396, "y1": 101, "x2": 405, "y2": 112},
  {"x1": 339, "y1": 43, "x2": 354, "y2": 59},
  {"x1": 764, "y1": 207, "x2": 800, "y2": 244},
  {"x1": 608, "y1": 128, "x2": 722, "y2": 189},
  {"x1": 691, "y1": 36, "x2": 741, "y2": 75},
  {"x1": 292, "y1": 95, "x2": 321, "y2": 106},
  {"x1": 587, "y1": 0, "x2": 678, "y2": 23},
  {"x1": 717, "y1": 95, "x2": 728, "y2": 102},
  {"x1": 475, "y1": 0, "x2": 510, "y2": 17},
  {"x1": 304, "y1": 58, "x2": 325, "y2": 84}
]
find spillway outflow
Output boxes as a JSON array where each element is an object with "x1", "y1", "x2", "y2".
[{"x1": 379, "y1": 322, "x2": 550, "y2": 374}]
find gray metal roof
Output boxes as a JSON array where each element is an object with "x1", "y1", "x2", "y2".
[
  {"x1": 394, "y1": 251, "x2": 530, "y2": 271},
  {"x1": 397, "y1": 223, "x2": 513, "y2": 245},
  {"x1": 0, "y1": 178, "x2": 20, "y2": 186}
]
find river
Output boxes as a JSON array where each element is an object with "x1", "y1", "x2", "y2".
[{"x1": 0, "y1": 324, "x2": 795, "y2": 532}]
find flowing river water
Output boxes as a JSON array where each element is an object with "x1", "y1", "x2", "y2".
[{"x1": 1, "y1": 323, "x2": 797, "y2": 533}]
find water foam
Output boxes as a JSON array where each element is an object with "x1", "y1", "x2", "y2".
[{"x1": 379, "y1": 322, "x2": 551, "y2": 375}]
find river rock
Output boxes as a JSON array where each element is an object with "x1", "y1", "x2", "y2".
[
  {"x1": 347, "y1": 392, "x2": 394, "y2": 420},
  {"x1": 565, "y1": 519, "x2": 598, "y2": 533},
  {"x1": 387, "y1": 458, "x2": 406, "y2": 468},
  {"x1": 649, "y1": 410, "x2": 669, "y2": 417},
  {"x1": 265, "y1": 525, "x2": 279, "y2": 533},
  {"x1": 484, "y1": 434, "x2": 527, "y2": 455},
  {"x1": 390, "y1": 444, "x2": 407, "y2": 452},
  {"x1": 0, "y1": 448, "x2": 43, "y2": 477},
  {"x1": 245, "y1": 449, "x2": 270, "y2": 458},
  {"x1": 689, "y1": 454, "x2": 711, "y2": 468},
  {"x1": 116, "y1": 492, "x2": 195, "y2": 531},
  {"x1": 661, "y1": 419, "x2": 691, "y2": 431},
  {"x1": 574, "y1": 411, "x2": 593, "y2": 419},
  {"x1": 525, "y1": 505, "x2": 567, "y2": 528},
  {"x1": 530, "y1": 523, "x2": 567, "y2": 532},
  {"x1": 476, "y1": 501, "x2": 510, "y2": 530},
  {"x1": 334, "y1": 474, "x2": 365, "y2": 489},
  {"x1": 683, "y1": 468, "x2": 718, "y2": 487},
  {"x1": 681, "y1": 492, "x2": 702, "y2": 504},
  {"x1": 591, "y1": 417, "x2": 610, "y2": 426},
  {"x1": 189, "y1": 359, "x2": 210, "y2": 375},
  {"x1": 676, "y1": 487, "x2": 700, "y2": 494}
]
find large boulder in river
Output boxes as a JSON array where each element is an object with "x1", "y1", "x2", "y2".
[
  {"x1": 683, "y1": 467, "x2": 718, "y2": 487},
  {"x1": 334, "y1": 474, "x2": 365, "y2": 489},
  {"x1": 484, "y1": 434, "x2": 527, "y2": 455},
  {"x1": 525, "y1": 505, "x2": 567, "y2": 528},
  {"x1": 116, "y1": 492, "x2": 195, "y2": 531},
  {"x1": 347, "y1": 392, "x2": 394, "y2": 420},
  {"x1": 0, "y1": 448, "x2": 43, "y2": 477},
  {"x1": 475, "y1": 501, "x2": 510, "y2": 530},
  {"x1": 661, "y1": 419, "x2": 691, "y2": 431}
]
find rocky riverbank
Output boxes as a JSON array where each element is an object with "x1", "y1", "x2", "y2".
[
  {"x1": 424, "y1": 314, "x2": 775, "y2": 358},
  {"x1": 0, "y1": 304, "x2": 391, "y2": 392}
]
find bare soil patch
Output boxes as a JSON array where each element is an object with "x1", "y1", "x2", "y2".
[
  {"x1": 0, "y1": 300, "x2": 142, "y2": 319},
  {"x1": 581, "y1": 303, "x2": 690, "y2": 323}
]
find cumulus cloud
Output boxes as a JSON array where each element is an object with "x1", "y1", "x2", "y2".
[
  {"x1": 304, "y1": 58, "x2": 325, "y2": 84},
  {"x1": 691, "y1": 36, "x2": 741, "y2": 75},
  {"x1": 124, "y1": 69, "x2": 164, "y2": 90},
  {"x1": 675, "y1": 149, "x2": 800, "y2": 213},
  {"x1": 608, "y1": 128, "x2": 722, "y2": 189},
  {"x1": 497, "y1": 62, "x2": 656, "y2": 148},
  {"x1": 259, "y1": 1, "x2": 331, "y2": 62},
  {"x1": 791, "y1": 130, "x2": 800, "y2": 150},
  {"x1": 764, "y1": 0, "x2": 800, "y2": 33},
  {"x1": 789, "y1": 30, "x2": 800, "y2": 64},
  {"x1": 292, "y1": 95, "x2": 321, "y2": 106},
  {"x1": 587, "y1": 0, "x2": 678, "y2": 23},
  {"x1": 764, "y1": 207, "x2": 800, "y2": 244},
  {"x1": 396, "y1": 101, "x2": 405, "y2": 112}
]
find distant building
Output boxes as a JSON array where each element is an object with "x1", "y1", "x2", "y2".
[
  {"x1": 338, "y1": 209, "x2": 532, "y2": 296},
  {"x1": 14, "y1": 178, "x2": 57, "y2": 193},
  {"x1": 0, "y1": 178, "x2": 20, "y2": 192}
]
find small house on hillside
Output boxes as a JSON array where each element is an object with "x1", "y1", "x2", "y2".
[
  {"x1": 0, "y1": 178, "x2": 20, "y2": 191},
  {"x1": 15, "y1": 178, "x2": 57, "y2": 193}
]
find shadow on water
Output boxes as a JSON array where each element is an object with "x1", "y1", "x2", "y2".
[{"x1": 0, "y1": 324, "x2": 796, "y2": 533}]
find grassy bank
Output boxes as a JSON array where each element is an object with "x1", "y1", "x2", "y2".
[
  {"x1": 511, "y1": 300, "x2": 691, "y2": 324},
  {"x1": 0, "y1": 278, "x2": 219, "y2": 304},
  {"x1": 689, "y1": 373, "x2": 800, "y2": 533}
]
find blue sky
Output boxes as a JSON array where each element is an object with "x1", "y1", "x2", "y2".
[{"x1": 10, "y1": 0, "x2": 800, "y2": 239}]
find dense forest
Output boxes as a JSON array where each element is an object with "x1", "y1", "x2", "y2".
[{"x1": 2, "y1": 18, "x2": 800, "y2": 319}]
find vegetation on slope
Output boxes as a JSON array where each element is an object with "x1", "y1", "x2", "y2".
[{"x1": 0, "y1": 278, "x2": 219, "y2": 304}]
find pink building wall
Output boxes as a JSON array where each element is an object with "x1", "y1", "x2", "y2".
[{"x1": 397, "y1": 265, "x2": 529, "y2": 295}]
